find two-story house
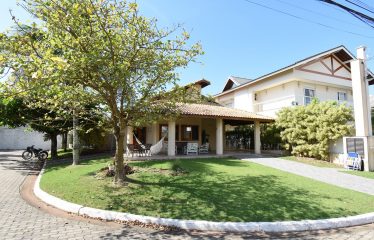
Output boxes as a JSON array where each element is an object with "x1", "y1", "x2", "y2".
[{"x1": 214, "y1": 45, "x2": 374, "y2": 161}]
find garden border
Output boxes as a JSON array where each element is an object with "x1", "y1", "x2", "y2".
[{"x1": 34, "y1": 165, "x2": 374, "y2": 232}]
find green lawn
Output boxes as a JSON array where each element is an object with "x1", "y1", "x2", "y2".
[
  {"x1": 280, "y1": 156, "x2": 342, "y2": 168},
  {"x1": 340, "y1": 170, "x2": 374, "y2": 180},
  {"x1": 48, "y1": 148, "x2": 104, "y2": 160},
  {"x1": 40, "y1": 157, "x2": 374, "y2": 222},
  {"x1": 47, "y1": 149, "x2": 73, "y2": 160}
]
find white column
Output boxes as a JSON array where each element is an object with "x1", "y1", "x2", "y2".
[
  {"x1": 151, "y1": 123, "x2": 158, "y2": 144},
  {"x1": 168, "y1": 121, "x2": 176, "y2": 156},
  {"x1": 127, "y1": 126, "x2": 133, "y2": 144},
  {"x1": 216, "y1": 118, "x2": 223, "y2": 155},
  {"x1": 254, "y1": 120, "x2": 261, "y2": 154},
  {"x1": 351, "y1": 46, "x2": 371, "y2": 136}
]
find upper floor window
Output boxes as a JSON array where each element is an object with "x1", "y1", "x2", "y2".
[
  {"x1": 304, "y1": 88, "x2": 315, "y2": 105},
  {"x1": 338, "y1": 92, "x2": 347, "y2": 101}
]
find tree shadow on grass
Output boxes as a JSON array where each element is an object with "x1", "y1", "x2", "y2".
[{"x1": 100, "y1": 171, "x2": 358, "y2": 222}]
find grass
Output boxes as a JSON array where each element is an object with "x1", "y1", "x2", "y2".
[
  {"x1": 280, "y1": 156, "x2": 342, "y2": 168},
  {"x1": 40, "y1": 157, "x2": 374, "y2": 222},
  {"x1": 340, "y1": 170, "x2": 374, "y2": 180},
  {"x1": 48, "y1": 148, "x2": 104, "y2": 160},
  {"x1": 48, "y1": 149, "x2": 73, "y2": 160}
]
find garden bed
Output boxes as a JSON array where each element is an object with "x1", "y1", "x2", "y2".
[{"x1": 40, "y1": 157, "x2": 374, "y2": 222}]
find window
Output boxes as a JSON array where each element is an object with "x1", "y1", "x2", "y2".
[
  {"x1": 338, "y1": 92, "x2": 347, "y2": 101},
  {"x1": 304, "y1": 88, "x2": 315, "y2": 105},
  {"x1": 181, "y1": 125, "x2": 199, "y2": 141},
  {"x1": 159, "y1": 124, "x2": 179, "y2": 141}
]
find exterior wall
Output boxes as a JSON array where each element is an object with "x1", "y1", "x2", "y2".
[
  {"x1": 295, "y1": 81, "x2": 353, "y2": 107},
  {"x1": 0, "y1": 126, "x2": 62, "y2": 150},
  {"x1": 254, "y1": 81, "x2": 298, "y2": 117},
  {"x1": 234, "y1": 88, "x2": 253, "y2": 112}
]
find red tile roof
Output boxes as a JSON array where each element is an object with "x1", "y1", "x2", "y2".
[{"x1": 177, "y1": 103, "x2": 274, "y2": 122}]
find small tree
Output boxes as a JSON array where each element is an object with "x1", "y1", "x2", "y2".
[
  {"x1": 275, "y1": 99, "x2": 354, "y2": 160},
  {"x1": 0, "y1": 0, "x2": 202, "y2": 184}
]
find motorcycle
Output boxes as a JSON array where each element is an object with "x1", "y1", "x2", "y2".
[{"x1": 22, "y1": 145, "x2": 49, "y2": 161}]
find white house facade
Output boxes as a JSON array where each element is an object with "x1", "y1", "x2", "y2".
[{"x1": 214, "y1": 45, "x2": 374, "y2": 161}]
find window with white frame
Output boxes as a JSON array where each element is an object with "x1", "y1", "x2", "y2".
[
  {"x1": 304, "y1": 88, "x2": 315, "y2": 105},
  {"x1": 338, "y1": 92, "x2": 347, "y2": 101}
]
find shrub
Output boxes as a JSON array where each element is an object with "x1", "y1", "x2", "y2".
[{"x1": 275, "y1": 99, "x2": 354, "y2": 160}]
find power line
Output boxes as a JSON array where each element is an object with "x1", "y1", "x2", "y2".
[
  {"x1": 243, "y1": 0, "x2": 374, "y2": 38},
  {"x1": 275, "y1": 0, "x2": 370, "y2": 29},
  {"x1": 345, "y1": 0, "x2": 374, "y2": 14},
  {"x1": 318, "y1": 0, "x2": 374, "y2": 29},
  {"x1": 352, "y1": 0, "x2": 374, "y2": 12}
]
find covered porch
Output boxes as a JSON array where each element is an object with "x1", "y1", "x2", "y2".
[{"x1": 126, "y1": 103, "x2": 274, "y2": 157}]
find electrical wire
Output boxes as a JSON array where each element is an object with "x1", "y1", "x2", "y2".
[
  {"x1": 275, "y1": 0, "x2": 370, "y2": 29},
  {"x1": 345, "y1": 0, "x2": 374, "y2": 14},
  {"x1": 318, "y1": 0, "x2": 374, "y2": 29},
  {"x1": 243, "y1": 0, "x2": 374, "y2": 38}
]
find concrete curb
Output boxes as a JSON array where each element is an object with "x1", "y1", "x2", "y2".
[{"x1": 34, "y1": 167, "x2": 374, "y2": 232}]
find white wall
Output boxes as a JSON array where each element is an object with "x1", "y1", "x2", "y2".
[
  {"x1": 295, "y1": 82, "x2": 353, "y2": 107},
  {"x1": 0, "y1": 126, "x2": 62, "y2": 150},
  {"x1": 254, "y1": 81, "x2": 298, "y2": 117},
  {"x1": 234, "y1": 88, "x2": 252, "y2": 111}
]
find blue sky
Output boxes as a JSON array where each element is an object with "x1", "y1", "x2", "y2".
[{"x1": 1, "y1": 0, "x2": 374, "y2": 95}]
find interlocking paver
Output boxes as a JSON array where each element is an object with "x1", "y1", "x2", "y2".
[{"x1": 0, "y1": 150, "x2": 373, "y2": 239}]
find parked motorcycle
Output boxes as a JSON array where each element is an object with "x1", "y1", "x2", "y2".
[{"x1": 22, "y1": 145, "x2": 48, "y2": 161}]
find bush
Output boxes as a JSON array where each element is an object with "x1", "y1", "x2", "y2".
[{"x1": 275, "y1": 99, "x2": 354, "y2": 160}]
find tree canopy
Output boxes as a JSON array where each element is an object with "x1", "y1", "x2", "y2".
[{"x1": 0, "y1": 0, "x2": 203, "y2": 183}]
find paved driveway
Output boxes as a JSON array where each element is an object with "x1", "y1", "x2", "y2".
[{"x1": 0, "y1": 150, "x2": 373, "y2": 239}]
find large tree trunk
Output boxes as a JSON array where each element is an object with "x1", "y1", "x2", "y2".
[
  {"x1": 72, "y1": 112, "x2": 80, "y2": 165},
  {"x1": 113, "y1": 120, "x2": 127, "y2": 185},
  {"x1": 50, "y1": 133, "x2": 58, "y2": 160},
  {"x1": 61, "y1": 132, "x2": 68, "y2": 152}
]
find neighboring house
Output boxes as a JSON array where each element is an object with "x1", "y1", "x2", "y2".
[
  {"x1": 0, "y1": 126, "x2": 61, "y2": 150},
  {"x1": 128, "y1": 80, "x2": 273, "y2": 156},
  {"x1": 214, "y1": 45, "x2": 374, "y2": 162}
]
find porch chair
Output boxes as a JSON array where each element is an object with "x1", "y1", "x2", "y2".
[
  {"x1": 186, "y1": 142, "x2": 198, "y2": 155},
  {"x1": 143, "y1": 144, "x2": 152, "y2": 156},
  {"x1": 344, "y1": 152, "x2": 362, "y2": 171},
  {"x1": 199, "y1": 143, "x2": 209, "y2": 154},
  {"x1": 127, "y1": 144, "x2": 140, "y2": 157}
]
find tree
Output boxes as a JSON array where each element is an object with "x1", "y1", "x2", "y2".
[
  {"x1": 275, "y1": 99, "x2": 354, "y2": 160},
  {"x1": 0, "y1": 96, "x2": 70, "y2": 159},
  {"x1": 0, "y1": 0, "x2": 202, "y2": 184}
]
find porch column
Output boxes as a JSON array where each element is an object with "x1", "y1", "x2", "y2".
[
  {"x1": 168, "y1": 121, "x2": 176, "y2": 156},
  {"x1": 216, "y1": 118, "x2": 223, "y2": 155},
  {"x1": 254, "y1": 120, "x2": 261, "y2": 154},
  {"x1": 127, "y1": 126, "x2": 133, "y2": 144},
  {"x1": 151, "y1": 123, "x2": 158, "y2": 144}
]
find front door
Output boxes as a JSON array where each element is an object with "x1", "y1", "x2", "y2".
[{"x1": 133, "y1": 127, "x2": 146, "y2": 144}]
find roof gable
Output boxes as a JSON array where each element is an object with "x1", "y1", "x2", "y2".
[
  {"x1": 295, "y1": 54, "x2": 351, "y2": 80},
  {"x1": 222, "y1": 76, "x2": 252, "y2": 92}
]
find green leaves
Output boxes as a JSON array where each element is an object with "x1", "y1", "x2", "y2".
[{"x1": 275, "y1": 99, "x2": 354, "y2": 160}]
